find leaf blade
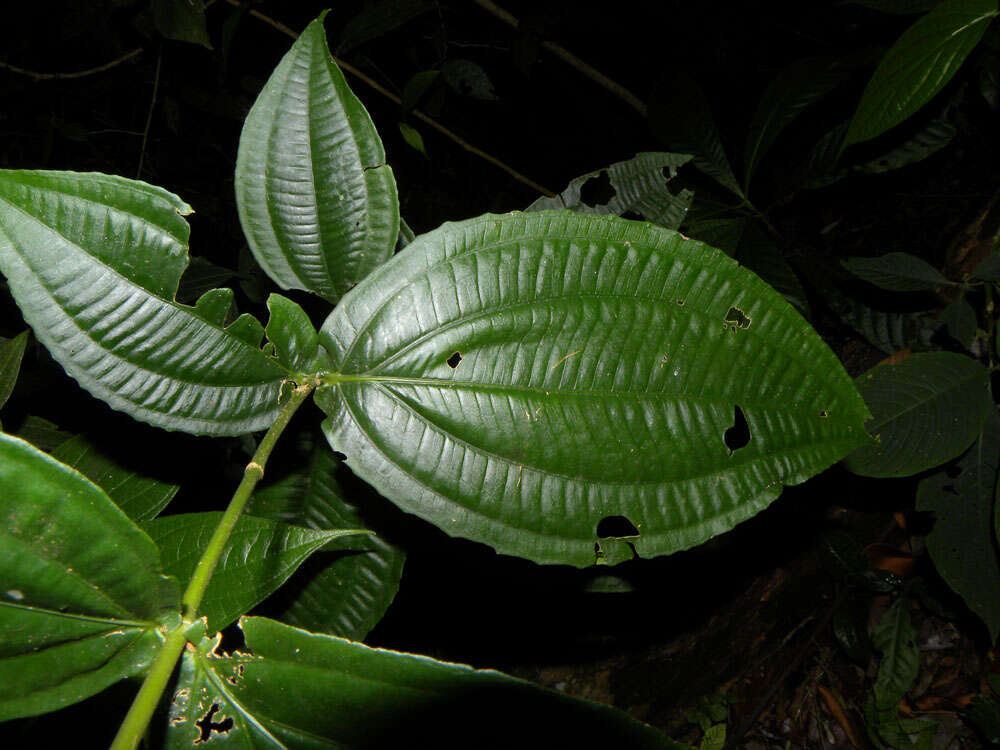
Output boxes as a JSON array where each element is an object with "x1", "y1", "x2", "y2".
[{"x1": 0, "y1": 329, "x2": 28, "y2": 411}]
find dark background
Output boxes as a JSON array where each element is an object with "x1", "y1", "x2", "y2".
[{"x1": 2, "y1": 1, "x2": 997, "y2": 747}]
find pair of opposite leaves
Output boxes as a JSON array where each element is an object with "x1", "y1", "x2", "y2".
[{"x1": 0, "y1": 15, "x2": 870, "y2": 568}]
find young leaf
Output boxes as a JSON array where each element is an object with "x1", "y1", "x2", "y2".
[
  {"x1": 527, "y1": 152, "x2": 694, "y2": 230},
  {"x1": 163, "y1": 617, "x2": 682, "y2": 748},
  {"x1": 649, "y1": 75, "x2": 745, "y2": 198},
  {"x1": 844, "y1": 0, "x2": 998, "y2": 147},
  {"x1": 316, "y1": 211, "x2": 871, "y2": 566},
  {"x1": 744, "y1": 55, "x2": 867, "y2": 190},
  {"x1": 399, "y1": 121, "x2": 429, "y2": 156},
  {"x1": 0, "y1": 170, "x2": 292, "y2": 435},
  {"x1": 153, "y1": 0, "x2": 212, "y2": 49},
  {"x1": 916, "y1": 413, "x2": 1000, "y2": 641},
  {"x1": 842, "y1": 251, "x2": 953, "y2": 291},
  {"x1": 236, "y1": 13, "x2": 400, "y2": 302},
  {"x1": 0, "y1": 434, "x2": 180, "y2": 721},
  {"x1": 144, "y1": 512, "x2": 369, "y2": 633},
  {"x1": 845, "y1": 352, "x2": 992, "y2": 477},
  {"x1": 265, "y1": 294, "x2": 319, "y2": 373},
  {"x1": 871, "y1": 598, "x2": 919, "y2": 717},
  {"x1": 51, "y1": 435, "x2": 179, "y2": 523},
  {"x1": 0, "y1": 329, "x2": 28, "y2": 411},
  {"x1": 248, "y1": 433, "x2": 406, "y2": 641}
]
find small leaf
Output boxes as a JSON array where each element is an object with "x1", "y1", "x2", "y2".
[
  {"x1": 52, "y1": 435, "x2": 179, "y2": 523},
  {"x1": 144, "y1": 512, "x2": 369, "y2": 632},
  {"x1": 854, "y1": 114, "x2": 956, "y2": 173},
  {"x1": 528, "y1": 152, "x2": 694, "y2": 230},
  {"x1": 236, "y1": 13, "x2": 400, "y2": 302},
  {"x1": 916, "y1": 412, "x2": 1000, "y2": 641},
  {"x1": 745, "y1": 54, "x2": 868, "y2": 190},
  {"x1": 833, "y1": 593, "x2": 875, "y2": 665},
  {"x1": 401, "y1": 70, "x2": 441, "y2": 113},
  {"x1": 0, "y1": 329, "x2": 28, "y2": 411},
  {"x1": 163, "y1": 617, "x2": 682, "y2": 748},
  {"x1": 735, "y1": 225, "x2": 810, "y2": 317},
  {"x1": 872, "y1": 598, "x2": 919, "y2": 712},
  {"x1": 824, "y1": 285, "x2": 938, "y2": 353},
  {"x1": 649, "y1": 75, "x2": 745, "y2": 198},
  {"x1": 317, "y1": 211, "x2": 871, "y2": 566},
  {"x1": 699, "y1": 724, "x2": 726, "y2": 750},
  {"x1": 844, "y1": 0, "x2": 998, "y2": 146},
  {"x1": 941, "y1": 296, "x2": 977, "y2": 348},
  {"x1": 153, "y1": 0, "x2": 212, "y2": 49},
  {"x1": 842, "y1": 251, "x2": 953, "y2": 291},
  {"x1": 399, "y1": 121, "x2": 428, "y2": 156},
  {"x1": 846, "y1": 352, "x2": 992, "y2": 477},
  {"x1": 248, "y1": 432, "x2": 405, "y2": 641},
  {"x1": 265, "y1": 294, "x2": 319, "y2": 373},
  {"x1": 12, "y1": 415, "x2": 71, "y2": 452},
  {"x1": 0, "y1": 434, "x2": 179, "y2": 720},
  {"x1": 441, "y1": 59, "x2": 498, "y2": 100},
  {"x1": 793, "y1": 123, "x2": 850, "y2": 190},
  {"x1": 0, "y1": 170, "x2": 291, "y2": 435},
  {"x1": 337, "y1": 0, "x2": 436, "y2": 54}
]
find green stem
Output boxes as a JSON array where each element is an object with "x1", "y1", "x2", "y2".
[{"x1": 110, "y1": 383, "x2": 313, "y2": 750}]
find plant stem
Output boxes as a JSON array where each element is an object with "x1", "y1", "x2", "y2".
[{"x1": 109, "y1": 383, "x2": 313, "y2": 750}]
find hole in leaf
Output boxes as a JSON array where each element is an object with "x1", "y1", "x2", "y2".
[
  {"x1": 331, "y1": 450, "x2": 347, "y2": 463},
  {"x1": 622, "y1": 210, "x2": 643, "y2": 221},
  {"x1": 724, "y1": 405, "x2": 751, "y2": 453},
  {"x1": 195, "y1": 704, "x2": 234, "y2": 742},
  {"x1": 580, "y1": 171, "x2": 615, "y2": 206},
  {"x1": 724, "y1": 306, "x2": 751, "y2": 330},
  {"x1": 596, "y1": 515, "x2": 640, "y2": 538},
  {"x1": 819, "y1": 409, "x2": 829, "y2": 418},
  {"x1": 447, "y1": 351, "x2": 462, "y2": 368}
]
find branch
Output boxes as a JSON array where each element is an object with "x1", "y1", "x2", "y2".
[
  {"x1": 470, "y1": 0, "x2": 647, "y2": 117},
  {"x1": 0, "y1": 48, "x2": 143, "y2": 80},
  {"x1": 224, "y1": 0, "x2": 554, "y2": 197}
]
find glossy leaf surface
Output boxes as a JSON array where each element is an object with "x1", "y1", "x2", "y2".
[
  {"x1": 145, "y1": 512, "x2": 368, "y2": 633},
  {"x1": 236, "y1": 14, "x2": 399, "y2": 302},
  {"x1": 0, "y1": 170, "x2": 290, "y2": 435},
  {"x1": 527, "y1": 152, "x2": 694, "y2": 230},
  {"x1": 317, "y1": 211, "x2": 870, "y2": 566},
  {"x1": 845, "y1": 352, "x2": 992, "y2": 476},
  {"x1": 844, "y1": 0, "x2": 998, "y2": 146},
  {"x1": 248, "y1": 434, "x2": 405, "y2": 640},
  {"x1": 163, "y1": 617, "x2": 680, "y2": 748},
  {"x1": 51, "y1": 435, "x2": 179, "y2": 523},
  {"x1": 265, "y1": 294, "x2": 319, "y2": 372},
  {"x1": 842, "y1": 251, "x2": 952, "y2": 291},
  {"x1": 0, "y1": 434, "x2": 178, "y2": 720},
  {"x1": 916, "y1": 413, "x2": 1000, "y2": 641}
]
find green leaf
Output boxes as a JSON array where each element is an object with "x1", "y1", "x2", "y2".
[
  {"x1": 144, "y1": 513, "x2": 369, "y2": 632},
  {"x1": 699, "y1": 725, "x2": 726, "y2": 750},
  {"x1": 399, "y1": 121, "x2": 428, "y2": 156},
  {"x1": 51, "y1": 435, "x2": 179, "y2": 523},
  {"x1": 0, "y1": 433, "x2": 179, "y2": 721},
  {"x1": 793, "y1": 123, "x2": 850, "y2": 190},
  {"x1": 248, "y1": 433, "x2": 405, "y2": 641},
  {"x1": 163, "y1": 617, "x2": 681, "y2": 748},
  {"x1": 845, "y1": 352, "x2": 992, "y2": 476},
  {"x1": 844, "y1": 0, "x2": 998, "y2": 146},
  {"x1": 972, "y1": 252, "x2": 1000, "y2": 280},
  {"x1": 824, "y1": 286, "x2": 938, "y2": 353},
  {"x1": 0, "y1": 170, "x2": 291, "y2": 435},
  {"x1": 872, "y1": 598, "x2": 919, "y2": 712},
  {"x1": 941, "y1": 296, "x2": 977, "y2": 348},
  {"x1": 316, "y1": 211, "x2": 871, "y2": 566},
  {"x1": 0, "y1": 329, "x2": 28, "y2": 411},
  {"x1": 682, "y1": 218, "x2": 746, "y2": 257},
  {"x1": 528, "y1": 152, "x2": 694, "y2": 231},
  {"x1": 916, "y1": 412, "x2": 1000, "y2": 641},
  {"x1": 12, "y1": 415, "x2": 71, "y2": 452},
  {"x1": 337, "y1": 0, "x2": 436, "y2": 54},
  {"x1": 176, "y1": 256, "x2": 237, "y2": 303},
  {"x1": 855, "y1": 114, "x2": 956, "y2": 173},
  {"x1": 842, "y1": 252, "x2": 953, "y2": 291},
  {"x1": 236, "y1": 14, "x2": 399, "y2": 302},
  {"x1": 401, "y1": 70, "x2": 441, "y2": 113},
  {"x1": 265, "y1": 294, "x2": 319, "y2": 373},
  {"x1": 442, "y1": 59, "x2": 498, "y2": 100},
  {"x1": 735, "y1": 224, "x2": 810, "y2": 317},
  {"x1": 153, "y1": 0, "x2": 212, "y2": 49},
  {"x1": 649, "y1": 75, "x2": 745, "y2": 198},
  {"x1": 833, "y1": 593, "x2": 875, "y2": 665},
  {"x1": 744, "y1": 55, "x2": 866, "y2": 190}
]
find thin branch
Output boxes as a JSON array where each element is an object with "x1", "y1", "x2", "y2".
[
  {"x1": 0, "y1": 48, "x2": 143, "y2": 80},
  {"x1": 470, "y1": 0, "x2": 647, "y2": 117},
  {"x1": 223, "y1": 0, "x2": 554, "y2": 197},
  {"x1": 136, "y1": 49, "x2": 162, "y2": 180}
]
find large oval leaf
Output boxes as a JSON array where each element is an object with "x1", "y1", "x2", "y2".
[
  {"x1": 845, "y1": 352, "x2": 992, "y2": 477},
  {"x1": 0, "y1": 170, "x2": 291, "y2": 435},
  {"x1": 0, "y1": 433, "x2": 179, "y2": 721},
  {"x1": 235, "y1": 13, "x2": 399, "y2": 302},
  {"x1": 844, "y1": 0, "x2": 998, "y2": 146},
  {"x1": 316, "y1": 211, "x2": 870, "y2": 566},
  {"x1": 248, "y1": 432, "x2": 406, "y2": 641},
  {"x1": 162, "y1": 617, "x2": 681, "y2": 749}
]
